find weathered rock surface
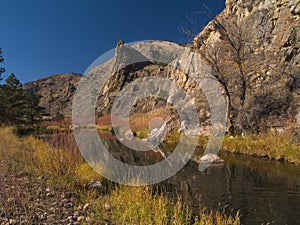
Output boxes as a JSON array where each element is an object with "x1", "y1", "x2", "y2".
[
  {"x1": 24, "y1": 73, "x2": 82, "y2": 118},
  {"x1": 193, "y1": 0, "x2": 300, "y2": 131}
]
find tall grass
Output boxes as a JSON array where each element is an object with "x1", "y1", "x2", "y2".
[
  {"x1": 0, "y1": 127, "x2": 34, "y2": 174},
  {"x1": 0, "y1": 127, "x2": 37, "y2": 222},
  {"x1": 0, "y1": 127, "x2": 103, "y2": 189},
  {"x1": 87, "y1": 185, "x2": 240, "y2": 225},
  {"x1": 222, "y1": 130, "x2": 300, "y2": 164}
]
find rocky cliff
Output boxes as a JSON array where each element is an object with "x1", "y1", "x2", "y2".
[
  {"x1": 192, "y1": 0, "x2": 300, "y2": 132},
  {"x1": 26, "y1": 0, "x2": 300, "y2": 133},
  {"x1": 97, "y1": 0, "x2": 300, "y2": 132}
]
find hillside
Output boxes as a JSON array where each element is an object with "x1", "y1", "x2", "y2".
[{"x1": 24, "y1": 73, "x2": 82, "y2": 118}]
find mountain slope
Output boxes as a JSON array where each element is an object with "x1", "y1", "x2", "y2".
[{"x1": 24, "y1": 73, "x2": 82, "y2": 118}]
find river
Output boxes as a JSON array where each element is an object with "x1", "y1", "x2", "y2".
[
  {"x1": 101, "y1": 137, "x2": 300, "y2": 225},
  {"x1": 44, "y1": 133, "x2": 300, "y2": 224}
]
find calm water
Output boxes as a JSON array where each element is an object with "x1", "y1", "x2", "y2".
[
  {"x1": 101, "y1": 138, "x2": 300, "y2": 225},
  {"x1": 164, "y1": 154, "x2": 300, "y2": 225}
]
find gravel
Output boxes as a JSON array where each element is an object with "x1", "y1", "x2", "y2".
[{"x1": 0, "y1": 172, "x2": 90, "y2": 225}]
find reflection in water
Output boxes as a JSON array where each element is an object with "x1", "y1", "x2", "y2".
[
  {"x1": 102, "y1": 137, "x2": 166, "y2": 166},
  {"x1": 164, "y1": 153, "x2": 300, "y2": 225},
  {"x1": 103, "y1": 138, "x2": 300, "y2": 225}
]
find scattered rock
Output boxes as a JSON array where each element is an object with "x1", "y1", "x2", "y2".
[
  {"x1": 0, "y1": 174, "x2": 80, "y2": 225},
  {"x1": 83, "y1": 203, "x2": 90, "y2": 211},
  {"x1": 86, "y1": 181, "x2": 103, "y2": 192}
]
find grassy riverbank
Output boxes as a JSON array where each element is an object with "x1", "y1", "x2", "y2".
[
  {"x1": 222, "y1": 131, "x2": 300, "y2": 165},
  {"x1": 163, "y1": 130, "x2": 300, "y2": 165},
  {"x1": 0, "y1": 127, "x2": 240, "y2": 224}
]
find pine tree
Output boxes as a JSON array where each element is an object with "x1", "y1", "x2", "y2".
[
  {"x1": 0, "y1": 73, "x2": 45, "y2": 126},
  {"x1": 0, "y1": 73, "x2": 23, "y2": 124},
  {"x1": 0, "y1": 49, "x2": 44, "y2": 127},
  {"x1": 22, "y1": 91, "x2": 45, "y2": 125}
]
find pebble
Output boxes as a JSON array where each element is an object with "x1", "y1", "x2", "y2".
[
  {"x1": 86, "y1": 180, "x2": 103, "y2": 192},
  {"x1": 77, "y1": 216, "x2": 85, "y2": 222},
  {"x1": 46, "y1": 192, "x2": 55, "y2": 198},
  {"x1": 104, "y1": 203, "x2": 111, "y2": 211},
  {"x1": 83, "y1": 203, "x2": 90, "y2": 211},
  {"x1": 0, "y1": 175, "x2": 81, "y2": 225},
  {"x1": 8, "y1": 219, "x2": 16, "y2": 225}
]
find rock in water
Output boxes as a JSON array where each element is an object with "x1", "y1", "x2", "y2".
[
  {"x1": 198, "y1": 153, "x2": 224, "y2": 164},
  {"x1": 198, "y1": 153, "x2": 224, "y2": 171}
]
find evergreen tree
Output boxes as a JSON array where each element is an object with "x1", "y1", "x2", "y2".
[
  {"x1": 0, "y1": 73, "x2": 24, "y2": 124},
  {"x1": 0, "y1": 73, "x2": 45, "y2": 126},
  {"x1": 22, "y1": 91, "x2": 45, "y2": 125},
  {"x1": 6, "y1": 72, "x2": 21, "y2": 87},
  {"x1": 0, "y1": 49, "x2": 44, "y2": 127}
]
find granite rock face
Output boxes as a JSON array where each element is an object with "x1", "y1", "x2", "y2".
[{"x1": 192, "y1": 0, "x2": 300, "y2": 131}]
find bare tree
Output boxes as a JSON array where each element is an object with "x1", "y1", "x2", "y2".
[
  {"x1": 197, "y1": 40, "x2": 234, "y2": 131},
  {"x1": 179, "y1": 4, "x2": 217, "y2": 43},
  {"x1": 194, "y1": 14, "x2": 273, "y2": 133}
]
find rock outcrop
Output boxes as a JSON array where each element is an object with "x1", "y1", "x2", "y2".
[
  {"x1": 89, "y1": 0, "x2": 300, "y2": 132},
  {"x1": 193, "y1": 0, "x2": 300, "y2": 132}
]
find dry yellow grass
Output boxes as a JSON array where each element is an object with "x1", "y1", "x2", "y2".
[
  {"x1": 0, "y1": 127, "x2": 240, "y2": 225},
  {"x1": 222, "y1": 131, "x2": 300, "y2": 164},
  {"x1": 87, "y1": 185, "x2": 240, "y2": 225}
]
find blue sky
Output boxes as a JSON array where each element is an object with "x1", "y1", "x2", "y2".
[{"x1": 0, "y1": 0, "x2": 225, "y2": 83}]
